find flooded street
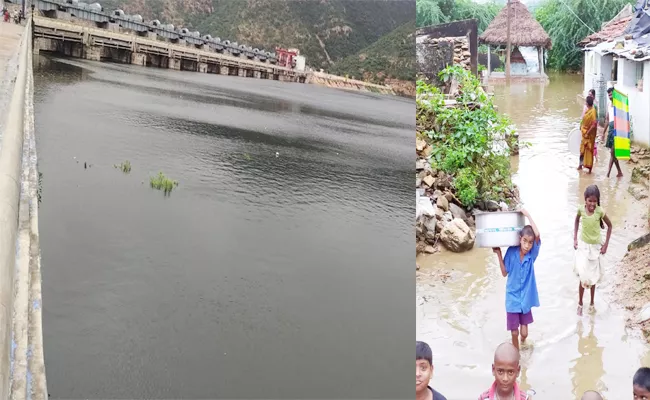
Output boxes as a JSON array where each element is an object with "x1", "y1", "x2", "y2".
[
  {"x1": 417, "y1": 74, "x2": 650, "y2": 399},
  {"x1": 33, "y1": 56, "x2": 414, "y2": 398}
]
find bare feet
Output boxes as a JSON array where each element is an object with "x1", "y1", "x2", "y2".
[
  {"x1": 617, "y1": 172, "x2": 623, "y2": 177},
  {"x1": 577, "y1": 165, "x2": 583, "y2": 170},
  {"x1": 587, "y1": 168, "x2": 592, "y2": 174},
  {"x1": 588, "y1": 304, "x2": 596, "y2": 314},
  {"x1": 577, "y1": 305, "x2": 583, "y2": 316}
]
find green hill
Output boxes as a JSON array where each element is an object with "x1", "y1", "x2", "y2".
[
  {"x1": 98, "y1": 0, "x2": 414, "y2": 69},
  {"x1": 329, "y1": 20, "x2": 415, "y2": 83}
]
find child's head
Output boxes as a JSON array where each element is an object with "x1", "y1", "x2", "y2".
[
  {"x1": 584, "y1": 185, "x2": 601, "y2": 208},
  {"x1": 586, "y1": 96, "x2": 594, "y2": 107},
  {"x1": 634, "y1": 367, "x2": 650, "y2": 399},
  {"x1": 584, "y1": 185, "x2": 604, "y2": 228},
  {"x1": 416, "y1": 341, "x2": 433, "y2": 393},
  {"x1": 519, "y1": 225, "x2": 535, "y2": 254},
  {"x1": 581, "y1": 390, "x2": 603, "y2": 400},
  {"x1": 491, "y1": 343, "x2": 521, "y2": 392}
]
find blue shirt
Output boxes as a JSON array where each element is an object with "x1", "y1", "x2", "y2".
[{"x1": 504, "y1": 238, "x2": 541, "y2": 314}]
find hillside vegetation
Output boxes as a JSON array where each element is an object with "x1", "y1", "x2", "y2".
[
  {"x1": 99, "y1": 0, "x2": 414, "y2": 69},
  {"x1": 330, "y1": 20, "x2": 415, "y2": 83}
]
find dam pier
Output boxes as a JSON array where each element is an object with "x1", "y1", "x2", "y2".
[{"x1": 32, "y1": 16, "x2": 306, "y2": 82}]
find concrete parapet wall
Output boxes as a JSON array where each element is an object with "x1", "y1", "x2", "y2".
[
  {"x1": 0, "y1": 21, "x2": 30, "y2": 400},
  {"x1": 307, "y1": 71, "x2": 395, "y2": 95},
  {"x1": 0, "y1": 18, "x2": 47, "y2": 400}
]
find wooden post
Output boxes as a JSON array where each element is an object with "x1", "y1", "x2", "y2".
[
  {"x1": 506, "y1": 0, "x2": 511, "y2": 79},
  {"x1": 487, "y1": 45, "x2": 491, "y2": 78}
]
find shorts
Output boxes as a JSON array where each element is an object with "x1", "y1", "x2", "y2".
[
  {"x1": 605, "y1": 121, "x2": 615, "y2": 149},
  {"x1": 506, "y1": 311, "x2": 534, "y2": 331}
]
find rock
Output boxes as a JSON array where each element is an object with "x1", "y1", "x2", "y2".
[
  {"x1": 629, "y1": 184, "x2": 649, "y2": 201},
  {"x1": 416, "y1": 223, "x2": 424, "y2": 237},
  {"x1": 499, "y1": 201, "x2": 509, "y2": 211},
  {"x1": 425, "y1": 230, "x2": 437, "y2": 244},
  {"x1": 437, "y1": 195, "x2": 449, "y2": 211},
  {"x1": 416, "y1": 176, "x2": 422, "y2": 187},
  {"x1": 442, "y1": 211, "x2": 453, "y2": 223},
  {"x1": 424, "y1": 216, "x2": 437, "y2": 233},
  {"x1": 445, "y1": 192, "x2": 453, "y2": 202},
  {"x1": 449, "y1": 203, "x2": 467, "y2": 220},
  {"x1": 416, "y1": 159, "x2": 426, "y2": 170},
  {"x1": 424, "y1": 245, "x2": 436, "y2": 254},
  {"x1": 436, "y1": 220, "x2": 445, "y2": 233},
  {"x1": 435, "y1": 207, "x2": 444, "y2": 220},
  {"x1": 440, "y1": 218, "x2": 475, "y2": 252},
  {"x1": 416, "y1": 263, "x2": 420, "y2": 271},
  {"x1": 422, "y1": 145, "x2": 433, "y2": 157},
  {"x1": 628, "y1": 232, "x2": 650, "y2": 251},
  {"x1": 475, "y1": 200, "x2": 486, "y2": 211},
  {"x1": 486, "y1": 200, "x2": 500, "y2": 212},
  {"x1": 631, "y1": 154, "x2": 639, "y2": 164},
  {"x1": 638, "y1": 302, "x2": 650, "y2": 323},
  {"x1": 423, "y1": 175, "x2": 436, "y2": 187}
]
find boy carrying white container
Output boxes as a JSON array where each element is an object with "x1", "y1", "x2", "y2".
[{"x1": 492, "y1": 209, "x2": 541, "y2": 350}]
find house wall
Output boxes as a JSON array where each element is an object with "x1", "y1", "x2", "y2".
[
  {"x1": 615, "y1": 59, "x2": 650, "y2": 146},
  {"x1": 582, "y1": 51, "x2": 615, "y2": 121}
]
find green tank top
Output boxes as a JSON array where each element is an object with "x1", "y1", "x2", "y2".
[{"x1": 579, "y1": 205, "x2": 605, "y2": 244}]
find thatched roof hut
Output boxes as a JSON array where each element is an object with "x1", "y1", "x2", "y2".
[{"x1": 479, "y1": 0, "x2": 552, "y2": 49}]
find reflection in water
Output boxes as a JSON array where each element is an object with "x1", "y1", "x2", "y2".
[
  {"x1": 34, "y1": 56, "x2": 414, "y2": 398},
  {"x1": 572, "y1": 319, "x2": 605, "y2": 398},
  {"x1": 417, "y1": 74, "x2": 650, "y2": 399}
]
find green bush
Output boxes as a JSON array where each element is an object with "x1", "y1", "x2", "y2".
[{"x1": 417, "y1": 66, "x2": 515, "y2": 208}]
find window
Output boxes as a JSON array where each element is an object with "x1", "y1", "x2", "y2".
[{"x1": 637, "y1": 62, "x2": 644, "y2": 81}]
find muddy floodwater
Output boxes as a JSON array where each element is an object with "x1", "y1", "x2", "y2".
[
  {"x1": 417, "y1": 74, "x2": 650, "y2": 399},
  {"x1": 33, "y1": 56, "x2": 414, "y2": 398}
]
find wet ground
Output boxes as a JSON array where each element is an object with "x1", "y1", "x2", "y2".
[
  {"x1": 417, "y1": 74, "x2": 650, "y2": 399},
  {"x1": 33, "y1": 56, "x2": 414, "y2": 398}
]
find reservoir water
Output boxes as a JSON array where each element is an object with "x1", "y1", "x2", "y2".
[{"x1": 34, "y1": 56, "x2": 414, "y2": 398}]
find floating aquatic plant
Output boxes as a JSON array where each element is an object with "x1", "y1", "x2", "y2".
[
  {"x1": 114, "y1": 160, "x2": 132, "y2": 174},
  {"x1": 150, "y1": 172, "x2": 179, "y2": 195},
  {"x1": 37, "y1": 172, "x2": 43, "y2": 205}
]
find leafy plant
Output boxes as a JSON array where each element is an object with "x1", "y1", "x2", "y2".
[
  {"x1": 417, "y1": 66, "x2": 516, "y2": 207},
  {"x1": 416, "y1": 0, "x2": 502, "y2": 34},
  {"x1": 114, "y1": 160, "x2": 132, "y2": 174},
  {"x1": 535, "y1": 0, "x2": 632, "y2": 71},
  {"x1": 150, "y1": 172, "x2": 179, "y2": 195}
]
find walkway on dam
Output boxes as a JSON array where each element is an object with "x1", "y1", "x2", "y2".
[
  {"x1": 0, "y1": 21, "x2": 25, "y2": 134},
  {"x1": 0, "y1": 17, "x2": 48, "y2": 400}
]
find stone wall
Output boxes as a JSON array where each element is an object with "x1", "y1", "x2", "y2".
[
  {"x1": 416, "y1": 19, "x2": 478, "y2": 77},
  {"x1": 416, "y1": 36, "x2": 471, "y2": 87}
]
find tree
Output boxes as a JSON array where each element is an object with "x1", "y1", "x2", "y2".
[
  {"x1": 416, "y1": 0, "x2": 501, "y2": 33},
  {"x1": 535, "y1": 0, "x2": 632, "y2": 71}
]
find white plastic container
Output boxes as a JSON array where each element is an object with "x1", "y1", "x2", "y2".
[{"x1": 475, "y1": 211, "x2": 525, "y2": 248}]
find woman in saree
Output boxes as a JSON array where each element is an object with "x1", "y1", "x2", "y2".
[{"x1": 579, "y1": 96, "x2": 598, "y2": 174}]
